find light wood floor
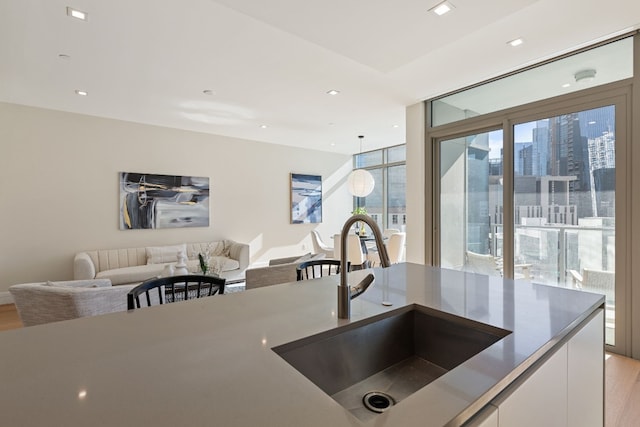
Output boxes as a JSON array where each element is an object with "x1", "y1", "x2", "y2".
[{"x1": 1, "y1": 303, "x2": 639, "y2": 425}]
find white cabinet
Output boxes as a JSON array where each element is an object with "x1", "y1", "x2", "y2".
[
  {"x1": 568, "y1": 309, "x2": 604, "y2": 427},
  {"x1": 465, "y1": 404, "x2": 498, "y2": 427},
  {"x1": 497, "y1": 344, "x2": 568, "y2": 427},
  {"x1": 491, "y1": 309, "x2": 603, "y2": 427}
]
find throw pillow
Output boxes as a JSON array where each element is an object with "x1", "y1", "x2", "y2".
[{"x1": 146, "y1": 244, "x2": 187, "y2": 264}]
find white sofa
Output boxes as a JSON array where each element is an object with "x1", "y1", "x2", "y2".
[
  {"x1": 9, "y1": 279, "x2": 136, "y2": 326},
  {"x1": 74, "y1": 240, "x2": 249, "y2": 286}
]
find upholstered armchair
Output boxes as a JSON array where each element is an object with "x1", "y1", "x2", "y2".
[{"x1": 9, "y1": 279, "x2": 135, "y2": 326}]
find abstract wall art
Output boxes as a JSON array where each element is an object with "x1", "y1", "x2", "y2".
[
  {"x1": 119, "y1": 172, "x2": 209, "y2": 230},
  {"x1": 290, "y1": 173, "x2": 322, "y2": 224}
]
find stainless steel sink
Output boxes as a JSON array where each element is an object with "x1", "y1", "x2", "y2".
[{"x1": 273, "y1": 304, "x2": 511, "y2": 422}]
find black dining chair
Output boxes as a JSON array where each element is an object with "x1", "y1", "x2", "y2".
[
  {"x1": 127, "y1": 275, "x2": 225, "y2": 309},
  {"x1": 296, "y1": 259, "x2": 347, "y2": 281}
]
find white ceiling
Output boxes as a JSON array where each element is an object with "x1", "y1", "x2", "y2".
[{"x1": 0, "y1": 0, "x2": 638, "y2": 154}]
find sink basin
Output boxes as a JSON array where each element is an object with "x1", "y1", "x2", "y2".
[{"x1": 273, "y1": 304, "x2": 511, "y2": 422}]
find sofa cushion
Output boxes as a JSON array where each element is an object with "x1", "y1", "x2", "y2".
[
  {"x1": 45, "y1": 279, "x2": 112, "y2": 288},
  {"x1": 97, "y1": 264, "x2": 165, "y2": 285},
  {"x1": 187, "y1": 241, "x2": 232, "y2": 260},
  {"x1": 146, "y1": 244, "x2": 186, "y2": 264}
]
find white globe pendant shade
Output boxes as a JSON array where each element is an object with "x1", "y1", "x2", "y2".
[{"x1": 347, "y1": 169, "x2": 375, "y2": 197}]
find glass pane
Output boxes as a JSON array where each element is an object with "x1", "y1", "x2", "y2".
[
  {"x1": 386, "y1": 145, "x2": 406, "y2": 163},
  {"x1": 356, "y1": 168, "x2": 383, "y2": 230},
  {"x1": 355, "y1": 150, "x2": 383, "y2": 168},
  {"x1": 513, "y1": 105, "x2": 615, "y2": 345},
  {"x1": 440, "y1": 130, "x2": 503, "y2": 276},
  {"x1": 432, "y1": 37, "x2": 632, "y2": 127},
  {"x1": 387, "y1": 165, "x2": 406, "y2": 233}
]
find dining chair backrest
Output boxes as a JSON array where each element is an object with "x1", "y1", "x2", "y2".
[
  {"x1": 127, "y1": 274, "x2": 225, "y2": 309},
  {"x1": 383, "y1": 228, "x2": 401, "y2": 239},
  {"x1": 296, "y1": 259, "x2": 345, "y2": 281},
  {"x1": 333, "y1": 234, "x2": 366, "y2": 270},
  {"x1": 386, "y1": 232, "x2": 406, "y2": 264},
  {"x1": 310, "y1": 230, "x2": 334, "y2": 258}
]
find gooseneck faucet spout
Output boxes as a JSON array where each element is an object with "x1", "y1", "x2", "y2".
[{"x1": 338, "y1": 214, "x2": 391, "y2": 319}]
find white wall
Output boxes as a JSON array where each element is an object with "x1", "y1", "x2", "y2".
[
  {"x1": 0, "y1": 102, "x2": 353, "y2": 295},
  {"x1": 406, "y1": 102, "x2": 427, "y2": 264}
]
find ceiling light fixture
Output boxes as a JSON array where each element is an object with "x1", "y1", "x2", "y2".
[
  {"x1": 430, "y1": 1, "x2": 454, "y2": 16},
  {"x1": 326, "y1": 89, "x2": 340, "y2": 96},
  {"x1": 562, "y1": 83, "x2": 571, "y2": 88},
  {"x1": 260, "y1": 124, "x2": 268, "y2": 129},
  {"x1": 203, "y1": 89, "x2": 215, "y2": 96},
  {"x1": 66, "y1": 7, "x2": 88, "y2": 21},
  {"x1": 507, "y1": 38, "x2": 524, "y2": 47},
  {"x1": 347, "y1": 136, "x2": 375, "y2": 198},
  {"x1": 574, "y1": 69, "x2": 597, "y2": 84},
  {"x1": 75, "y1": 90, "x2": 88, "y2": 96}
]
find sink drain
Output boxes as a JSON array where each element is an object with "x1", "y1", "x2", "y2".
[{"x1": 362, "y1": 391, "x2": 395, "y2": 413}]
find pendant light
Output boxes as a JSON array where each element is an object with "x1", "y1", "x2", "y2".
[{"x1": 347, "y1": 135, "x2": 375, "y2": 197}]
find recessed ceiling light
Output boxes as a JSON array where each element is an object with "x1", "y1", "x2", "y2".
[
  {"x1": 326, "y1": 90, "x2": 340, "y2": 96},
  {"x1": 430, "y1": 1, "x2": 454, "y2": 16},
  {"x1": 203, "y1": 89, "x2": 215, "y2": 96},
  {"x1": 330, "y1": 142, "x2": 336, "y2": 146},
  {"x1": 260, "y1": 124, "x2": 268, "y2": 129},
  {"x1": 507, "y1": 38, "x2": 524, "y2": 47},
  {"x1": 75, "y1": 90, "x2": 88, "y2": 96},
  {"x1": 66, "y1": 7, "x2": 88, "y2": 21},
  {"x1": 392, "y1": 124, "x2": 400, "y2": 128},
  {"x1": 562, "y1": 83, "x2": 571, "y2": 88}
]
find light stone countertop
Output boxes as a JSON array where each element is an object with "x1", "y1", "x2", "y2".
[{"x1": 0, "y1": 263, "x2": 603, "y2": 426}]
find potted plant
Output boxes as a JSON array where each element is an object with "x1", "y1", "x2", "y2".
[{"x1": 351, "y1": 206, "x2": 368, "y2": 235}]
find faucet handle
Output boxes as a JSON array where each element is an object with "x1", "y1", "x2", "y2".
[{"x1": 350, "y1": 273, "x2": 375, "y2": 300}]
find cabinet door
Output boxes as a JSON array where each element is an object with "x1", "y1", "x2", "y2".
[
  {"x1": 498, "y1": 344, "x2": 568, "y2": 427},
  {"x1": 464, "y1": 404, "x2": 498, "y2": 427},
  {"x1": 568, "y1": 309, "x2": 604, "y2": 427}
]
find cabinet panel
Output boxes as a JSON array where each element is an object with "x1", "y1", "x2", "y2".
[
  {"x1": 498, "y1": 344, "x2": 568, "y2": 427},
  {"x1": 464, "y1": 404, "x2": 498, "y2": 427},
  {"x1": 568, "y1": 309, "x2": 604, "y2": 427}
]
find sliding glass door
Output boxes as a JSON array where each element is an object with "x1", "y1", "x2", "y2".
[
  {"x1": 437, "y1": 101, "x2": 625, "y2": 349},
  {"x1": 513, "y1": 105, "x2": 616, "y2": 344}
]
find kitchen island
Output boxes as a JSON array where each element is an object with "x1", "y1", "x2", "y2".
[{"x1": 0, "y1": 263, "x2": 604, "y2": 426}]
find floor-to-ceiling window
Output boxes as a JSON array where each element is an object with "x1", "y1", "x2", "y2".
[
  {"x1": 353, "y1": 144, "x2": 406, "y2": 238},
  {"x1": 428, "y1": 34, "x2": 634, "y2": 354}
]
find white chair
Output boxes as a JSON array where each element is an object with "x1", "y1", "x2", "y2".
[
  {"x1": 310, "y1": 230, "x2": 334, "y2": 258},
  {"x1": 9, "y1": 279, "x2": 136, "y2": 326},
  {"x1": 465, "y1": 251, "x2": 531, "y2": 280},
  {"x1": 569, "y1": 268, "x2": 615, "y2": 304},
  {"x1": 383, "y1": 228, "x2": 401, "y2": 239},
  {"x1": 333, "y1": 234, "x2": 367, "y2": 270},
  {"x1": 368, "y1": 232, "x2": 406, "y2": 266}
]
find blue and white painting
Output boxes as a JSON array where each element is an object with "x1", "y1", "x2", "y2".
[
  {"x1": 291, "y1": 173, "x2": 322, "y2": 224},
  {"x1": 120, "y1": 172, "x2": 209, "y2": 230}
]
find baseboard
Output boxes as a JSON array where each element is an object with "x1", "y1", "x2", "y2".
[{"x1": 0, "y1": 291, "x2": 14, "y2": 305}]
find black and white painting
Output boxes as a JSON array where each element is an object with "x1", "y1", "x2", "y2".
[
  {"x1": 290, "y1": 173, "x2": 322, "y2": 224},
  {"x1": 120, "y1": 172, "x2": 209, "y2": 230}
]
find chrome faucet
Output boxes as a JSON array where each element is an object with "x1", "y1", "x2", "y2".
[{"x1": 338, "y1": 214, "x2": 391, "y2": 319}]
